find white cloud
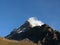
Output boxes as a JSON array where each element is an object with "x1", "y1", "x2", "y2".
[{"x1": 28, "y1": 17, "x2": 44, "y2": 27}]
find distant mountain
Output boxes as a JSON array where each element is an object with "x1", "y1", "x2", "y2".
[{"x1": 5, "y1": 17, "x2": 60, "y2": 45}]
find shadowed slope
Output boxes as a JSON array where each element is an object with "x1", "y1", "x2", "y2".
[{"x1": 5, "y1": 24, "x2": 60, "y2": 45}]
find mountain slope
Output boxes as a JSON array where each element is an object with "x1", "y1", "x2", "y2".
[{"x1": 0, "y1": 37, "x2": 37, "y2": 45}]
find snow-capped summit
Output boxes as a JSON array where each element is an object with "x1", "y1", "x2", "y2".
[
  {"x1": 16, "y1": 17, "x2": 44, "y2": 33},
  {"x1": 27, "y1": 17, "x2": 44, "y2": 27},
  {"x1": 10, "y1": 17, "x2": 45, "y2": 33},
  {"x1": 17, "y1": 17, "x2": 44, "y2": 33}
]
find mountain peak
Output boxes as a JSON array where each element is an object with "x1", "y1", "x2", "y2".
[
  {"x1": 27, "y1": 17, "x2": 44, "y2": 27},
  {"x1": 5, "y1": 17, "x2": 60, "y2": 45}
]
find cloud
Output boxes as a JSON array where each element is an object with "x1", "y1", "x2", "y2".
[{"x1": 28, "y1": 17, "x2": 44, "y2": 27}]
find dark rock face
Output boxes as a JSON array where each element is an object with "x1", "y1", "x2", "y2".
[{"x1": 5, "y1": 24, "x2": 60, "y2": 45}]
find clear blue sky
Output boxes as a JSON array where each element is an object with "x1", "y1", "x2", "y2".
[{"x1": 0, "y1": 0, "x2": 60, "y2": 37}]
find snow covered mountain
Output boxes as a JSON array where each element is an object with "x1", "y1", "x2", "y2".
[{"x1": 5, "y1": 17, "x2": 60, "y2": 45}]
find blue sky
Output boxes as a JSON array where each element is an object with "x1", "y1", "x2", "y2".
[{"x1": 0, "y1": 0, "x2": 60, "y2": 37}]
